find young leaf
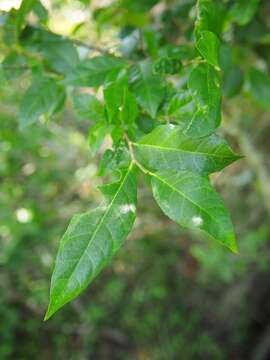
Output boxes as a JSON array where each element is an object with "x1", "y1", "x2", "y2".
[
  {"x1": 130, "y1": 60, "x2": 165, "y2": 118},
  {"x1": 45, "y1": 163, "x2": 137, "y2": 320},
  {"x1": 66, "y1": 56, "x2": 126, "y2": 87},
  {"x1": 19, "y1": 76, "x2": 66, "y2": 129},
  {"x1": 151, "y1": 170, "x2": 237, "y2": 252},
  {"x1": 196, "y1": 31, "x2": 220, "y2": 69},
  {"x1": 73, "y1": 93, "x2": 104, "y2": 121},
  {"x1": 133, "y1": 125, "x2": 240, "y2": 175},
  {"x1": 186, "y1": 63, "x2": 221, "y2": 137}
]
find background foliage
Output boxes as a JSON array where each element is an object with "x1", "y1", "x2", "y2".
[{"x1": 1, "y1": 0, "x2": 270, "y2": 359}]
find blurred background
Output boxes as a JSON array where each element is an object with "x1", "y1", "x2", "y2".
[{"x1": 1, "y1": 0, "x2": 270, "y2": 359}]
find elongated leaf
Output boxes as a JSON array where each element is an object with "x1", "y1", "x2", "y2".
[
  {"x1": 19, "y1": 76, "x2": 66, "y2": 129},
  {"x1": 186, "y1": 63, "x2": 221, "y2": 137},
  {"x1": 130, "y1": 60, "x2": 165, "y2": 118},
  {"x1": 151, "y1": 171, "x2": 237, "y2": 252},
  {"x1": 104, "y1": 73, "x2": 128, "y2": 123},
  {"x1": 73, "y1": 93, "x2": 104, "y2": 121},
  {"x1": 133, "y1": 125, "x2": 240, "y2": 175},
  {"x1": 196, "y1": 31, "x2": 220, "y2": 69},
  {"x1": 45, "y1": 164, "x2": 137, "y2": 319},
  {"x1": 66, "y1": 56, "x2": 126, "y2": 87}
]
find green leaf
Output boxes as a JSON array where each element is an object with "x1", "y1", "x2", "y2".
[
  {"x1": 33, "y1": 1, "x2": 48, "y2": 23},
  {"x1": 196, "y1": 31, "x2": 220, "y2": 69},
  {"x1": 98, "y1": 146, "x2": 130, "y2": 176},
  {"x1": 133, "y1": 125, "x2": 240, "y2": 175},
  {"x1": 16, "y1": 0, "x2": 36, "y2": 33},
  {"x1": 19, "y1": 76, "x2": 66, "y2": 129},
  {"x1": 151, "y1": 170, "x2": 237, "y2": 252},
  {"x1": 2, "y1": 51, "x2": 28, "y2": 80},
  {"x1": 120, "y1": 87, "x2": 139, "y2": 124},
  {"x1": 230, "y1": 0, "x2": 259, "y2": 26},
  {"x1": 66, "y1": 56, "x2": 126, "y2": 87},
  {"x1": 186, "y1": 63, "x2": 221, "y2": 137},
  {"x1": 73, "y1": 93, "x2": 104, "y2": 121},
  {"x1": 130, "y1": 60, "x2": 165, "y2": 118},
  {"x1": 104, "y1": 73, "x2": 128, "y2": 123},
  {"x1": 223, "y1": 65, "x2": 244, "y2": 98},
  {"x1": 88, "y1": 122, "x2": 111, "y2": 154},
  {"x1": 20, "y1": 27, "x2": 79, "y2": 74},
  {"x1": 45, "y1": 163, "x2": 137, "y2": 320},
  {"x1": 248, "y1": 68, "x2": 270, "y2": 109},
  {"x1": 195, "y1": 0, "x2": 225, "y2": 39}
]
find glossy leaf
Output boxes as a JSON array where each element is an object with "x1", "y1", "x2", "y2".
[
  {"x1": 151, "y1": 170, "x2": 237, "y2": 252},
  {"x1": 45, "y1": 163, "x2": 137, "y2": 319},
  {"x1": 73, "y1": 93, "x2": 104, "y2": 121},
  {"x1": 66, "y1": 56, "x2": 126, "y2": 87},
  {"x1": 19, "y1": 76, "x2": 66, "y2": 129},
  {"x1": 196, "y1": 31, "x2": 220, "y2": 69},
  {"x1": 130, "y1": 60, "x2": 165, "y2": 117},
  {"x1": 186, "y1": 63, "x2": 221, "y2": 137},
  {"x1": 134, "y1": 125, "x2": 240, "y2": 175}
]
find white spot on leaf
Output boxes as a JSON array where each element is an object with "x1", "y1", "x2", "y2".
[
  {"x1": 119, "y1": 204, "x2": 136, "y2": 214},
  {"x1": 192, "y1": 216, "x2": 203, "y2": 227}
]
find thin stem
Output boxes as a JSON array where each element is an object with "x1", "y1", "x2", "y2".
[
  {"x1": 124, "y1": 133, "x2": 153, "y2": 175},
  {"x1": 70, "y1": 38, "x2": 113, "y2": 56}
]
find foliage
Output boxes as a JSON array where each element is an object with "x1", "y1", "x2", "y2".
[{"x1": 1, "y1": 0, "x2": 270, "y2": 322}]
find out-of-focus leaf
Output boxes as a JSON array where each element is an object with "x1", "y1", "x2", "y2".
[
  {"x1": 153, "y1": 57, "x2": 182, "y2": 75},
  {"x1": 45, "y1": 163, "x2": 137, "y2": 319},
  {"x1": 20, "y1": 27, "x2": 79, "y2": 74},
  {"x1": 151, "y1": 170, "x2": 237, "y2": 252},
  {"x1": 66, "y1": 56, "x2": 126, "y2": 87},
  {"x1": 196, "y1": 31, "x2": 220, "y2": 69},
  {"x1": 134, "y1": 125, "x2": 240, "y2": 175},
  {"x1": 223, "y1": 65, "x2": 244, "y2": 98},
  {"x1": 16, "y1": 0, "x2": 36, "y2": 33},
  {"x1": 230, "y1": 0, "x2": 259, "y2": 26},
  {"x1": 19, "y1": 76, "x2": 66, "y2": 129},
  {"x1": 33, "y1": 1, "x2": 48, "y2": 23},
  {"x1": 249, "y1": 68, "x2": 270, "y2": 109},
  {"x1": 130, "y1": 60, "x2": 165, "y2": 117},
  {"x1": 1, "y1": 51, "x2": 28, "y2": 80}
]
